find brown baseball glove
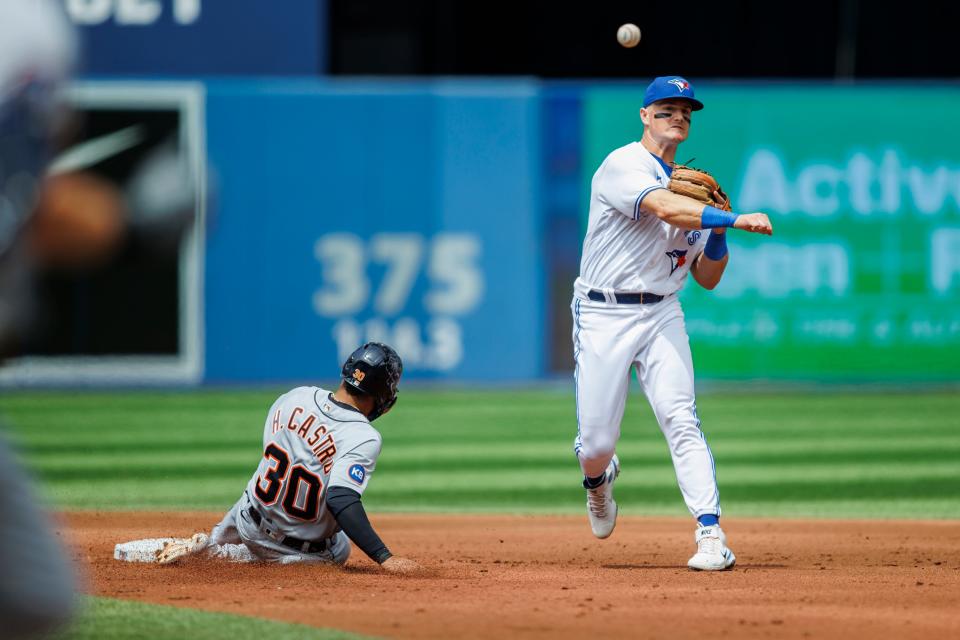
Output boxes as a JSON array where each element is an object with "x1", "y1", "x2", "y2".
[{"x1": 668, "y1": 165, "x2": 732, "y2": 211}]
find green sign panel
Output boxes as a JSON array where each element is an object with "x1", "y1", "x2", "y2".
[{"x1": 583, "y1": 86, "x2": 960, "y2": 380}]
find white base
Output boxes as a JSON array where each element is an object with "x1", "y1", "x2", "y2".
[{"x1": 114, "y1": 537, "x2": 178, "y2": 563}]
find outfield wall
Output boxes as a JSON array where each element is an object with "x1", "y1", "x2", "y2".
[
  {"x1": 554, "y1": 84, "x2": 960, "y2": 382},
  {"x1": 203, "y1": 80, "x2": 544, "y2": 382},
  {"x1": 2, "y1": 79, "x2": 958, "y2": 385},
  {"x1": 65, "y1": 0, "x2": 327, "y2": 75}
]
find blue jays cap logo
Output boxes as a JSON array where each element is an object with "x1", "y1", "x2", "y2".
[
  {"x1": 644, "y1": 76, "x2": 704, "y2": 110},
  {"x1": 348, "y1": 464, "x2": 366, "y2": 485},
  {"x1": 665, "y1": 249, "x2": 688, "y2": 275}
]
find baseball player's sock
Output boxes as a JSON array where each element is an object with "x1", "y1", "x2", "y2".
[
  {"x1": 697, "y1": 514, "x2": 720, "y2": 527},
  {"x1": 582, "y1": 473, "x2": 606, "y2": 489}
]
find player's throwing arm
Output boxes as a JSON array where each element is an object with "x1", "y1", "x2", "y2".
[{"x1": 641, "y1": 176, "x2": 773, "y2": 235}]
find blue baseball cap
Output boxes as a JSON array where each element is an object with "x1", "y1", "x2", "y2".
[{"x1": 643, "y1": 76, "x2": 704, "y2": 111}]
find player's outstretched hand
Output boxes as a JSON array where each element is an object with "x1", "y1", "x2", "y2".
[
  {"x1": 381, "y1": 556, "x2": 423, "y2": 574},
  {"x1": 156, "y1": 532, "x2": 209, "y2": 564},
  {"x1": 733, "y1": 213, "x2": 773, "y2": 235}
]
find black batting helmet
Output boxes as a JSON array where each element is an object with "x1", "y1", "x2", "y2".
[{"x1": 341, "y1": 342, "x2": 403, "y2": 421}]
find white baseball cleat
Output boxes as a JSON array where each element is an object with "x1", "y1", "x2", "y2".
[
  {"x1": 687, "y1": 524, "x2": 736, "y2": 571},
  {"x1": 585, "y1": 455, "x2": 620, "y2": 539},
  {"x1": 156, "y1": 532, "x2": 210, "y2": 565}
]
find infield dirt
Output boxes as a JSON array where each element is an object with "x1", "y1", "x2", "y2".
[{"x1": 63, "y1": 512, "x2": 960, "y2": 639}]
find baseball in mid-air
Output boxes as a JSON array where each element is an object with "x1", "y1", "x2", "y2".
[{"x1": 617, "y1": 23, "x2": 641, "y2": 48}]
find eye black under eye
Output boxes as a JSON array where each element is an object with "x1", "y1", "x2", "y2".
[{"x1": 654, "y1": 111, "x2": 691, "y2": 123}]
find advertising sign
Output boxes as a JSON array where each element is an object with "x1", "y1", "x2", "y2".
[
  {"x1": 63, "y1": 0, "x2": 325, "y2": 75},
  {"x1": 204, "y1": 81, "x2": 543, "y2": 381},
  {"x1": 583, "y1": 85, "x2": 960, "y2": 380}
]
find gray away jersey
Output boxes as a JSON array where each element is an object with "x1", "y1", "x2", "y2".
[{"x1": 244, "y1": 386, "x2": 382, "y2": 542}]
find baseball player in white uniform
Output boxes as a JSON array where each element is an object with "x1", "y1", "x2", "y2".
[
  {"x1": 158, "y1": 343, "x2": 421, "y2": 574},
  {"x1": 572, "y1": 76, "x2": 773, "y2": 570}
]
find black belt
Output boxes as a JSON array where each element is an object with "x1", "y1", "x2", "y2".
[
  {"x1": 588, "y1": 289, "x2": 664, "y2": 304},
  {"x1": 246, "y1": 507, "x2": 329, "y2": 554}
]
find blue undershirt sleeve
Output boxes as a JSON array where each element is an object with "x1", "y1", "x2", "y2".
[
  {"x1": 701, "y1": 205, "x2": 739, "y2": 229},
  {"x1": 703, "y1": 231, "x2": 729, "y2": 261}
]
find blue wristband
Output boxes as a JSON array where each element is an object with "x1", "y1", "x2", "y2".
[
  {"x1": 701, "y1": 205, "x2": 739, "y2": 229},
  {"x1": 703, "y1": 231, "x2": 728, "y2": 261}
]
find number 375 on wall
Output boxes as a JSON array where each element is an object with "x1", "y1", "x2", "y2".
[{"x1": 312, "y1": 232, "x2": 484, "y2": 317}]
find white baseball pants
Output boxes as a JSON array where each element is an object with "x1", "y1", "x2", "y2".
[{"x1": 572, "y1": 294, "x2": 721, "y2": 518}]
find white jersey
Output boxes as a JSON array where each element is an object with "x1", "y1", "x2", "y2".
[
  {"x1": 244, "y1": 386, "x2": 382, "y2": 543},
  {"x1": 576, "y1": 142, "x2": 707, "y2": 296}
]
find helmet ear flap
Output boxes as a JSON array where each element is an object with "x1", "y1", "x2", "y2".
[{"x1": 368, "y1": 394, "x2": 398, "y2": 421}]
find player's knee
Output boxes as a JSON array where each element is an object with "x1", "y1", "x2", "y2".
[
  {"x1": 655, "y1": 407, "x2": 704, "y2": 450},
  {"x1": 669, "y1": 430, "x2": 706, "y2": 456},
  {"x1": 577, "y1": 430, "x2": 618, "y2": 463},
  {"x1": 656, "y1": 402, "x2": 698, "y2": 430},
  {"x1": 333, "y1": 533, "x2": 351, "y2": 565}
]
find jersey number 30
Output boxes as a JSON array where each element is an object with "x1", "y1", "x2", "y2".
[{"x1": 254, "y1": 443, "x2": 324, "y2": 521}]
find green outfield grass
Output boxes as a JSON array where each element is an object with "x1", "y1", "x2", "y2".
[
  {"x1": 1, "y1": 389, "x2": 958, "y2": 519},
  {"x1": 54, "y1": 596, "x2": 370, "y2": 640}
]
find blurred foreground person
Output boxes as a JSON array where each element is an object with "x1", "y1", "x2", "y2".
[
  {"x1": 0, "y1": 1, "x2": 134, "y2": 637},
  {"x1": 0, "y1": 2, "x2": 84, "y2": 637}
]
